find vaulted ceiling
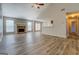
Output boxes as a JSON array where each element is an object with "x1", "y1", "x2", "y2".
[
  {"x1": 2, "y1": 3, "x2": 50, "y2": 20},
  {"x1": 2, "y1": 3, "x2": 79, "y2": 21}
]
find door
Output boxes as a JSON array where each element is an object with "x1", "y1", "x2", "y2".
[
  {"x1": 71, "y1": 21, "x2": 76, "y2": 33},
  {"x1": 69, "y1": 20, "x2": 77, "y2": 35}
]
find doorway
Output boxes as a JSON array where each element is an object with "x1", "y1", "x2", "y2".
[
  {"x1": 71, "y1": 21, "x2": 76, "y2": 33},
  {"x1": 66, "y1": 12, "x2": 79, "y2": 37}
]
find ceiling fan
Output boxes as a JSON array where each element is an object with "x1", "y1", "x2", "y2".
[{"x1": 32, "y1": 3, "x2": 45, "y2": 9}]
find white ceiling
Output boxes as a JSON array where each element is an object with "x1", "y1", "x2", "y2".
[
  {"x1": 38, "y1": 3, "x2": 79, "y2": 20},
  {"x1": 2, "y1": 3, "x2": 79, "y2": 21},
  {"x1": 2, "y1": 3, "x2": 50, "y2": 20}
]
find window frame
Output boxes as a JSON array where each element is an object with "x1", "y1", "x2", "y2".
[{"x1": 4, "y1": 17, "x2": 15, "y2": 34}]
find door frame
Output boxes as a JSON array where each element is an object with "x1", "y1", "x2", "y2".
[{"x1": 66, "y1": 13, "x2": 78, "y2": 37}]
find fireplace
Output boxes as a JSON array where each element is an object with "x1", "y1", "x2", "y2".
[{"x1": 17, "y1": 25, "x2": 26, "y2": 33}]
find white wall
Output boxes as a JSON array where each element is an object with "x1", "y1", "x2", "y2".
[
  {"x1": 40, "y1": 4, "x2": 79, "y2": 38},
  {"x1": 0, "y1": 4, "x2": 3, "y2": 42},
  {"x1": 42, "y1": 11, "x2": 66, "y2": 38},
  {"x1": 2, "y1": 3, "x2": 79, "y2": 38}
]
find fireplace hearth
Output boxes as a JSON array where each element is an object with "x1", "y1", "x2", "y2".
[
  {"x1": 17, "y1": 25, "x2": 26, "y2": 33},
  {"x1": 18, "y1": 29, "x2": 24, "y2": 32}
]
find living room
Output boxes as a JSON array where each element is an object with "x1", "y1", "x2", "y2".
[{"x1": 1, "y1": 3, "x2": 79, "y2": 55}]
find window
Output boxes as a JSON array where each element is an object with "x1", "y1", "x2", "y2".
[
  {"x1": 6, "y1": 20, "x2": 14, "y2": 32},
  {"x1": 35, "y1": 22, "x2": 41, "y2": 31},
  {"x1": 27, "y1": 21, "x2": 32, "y2": 31}
]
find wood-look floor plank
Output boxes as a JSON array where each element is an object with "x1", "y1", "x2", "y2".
[{"x1": 0, "y1": 32, "x2": 79, "y2": 55}]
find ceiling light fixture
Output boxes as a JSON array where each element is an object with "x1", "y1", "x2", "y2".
[{"x1": 32, "y1": 3, "x2": 45, "y2": 9}]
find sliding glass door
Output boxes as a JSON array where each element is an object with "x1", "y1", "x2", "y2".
[{"x1": 6, "y1": 19, "x2": 14, "y2": 33}]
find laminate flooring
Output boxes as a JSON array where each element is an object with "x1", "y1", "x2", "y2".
[{"x1": 0, "y1": 32, "x2": 79, "y2": 55}]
